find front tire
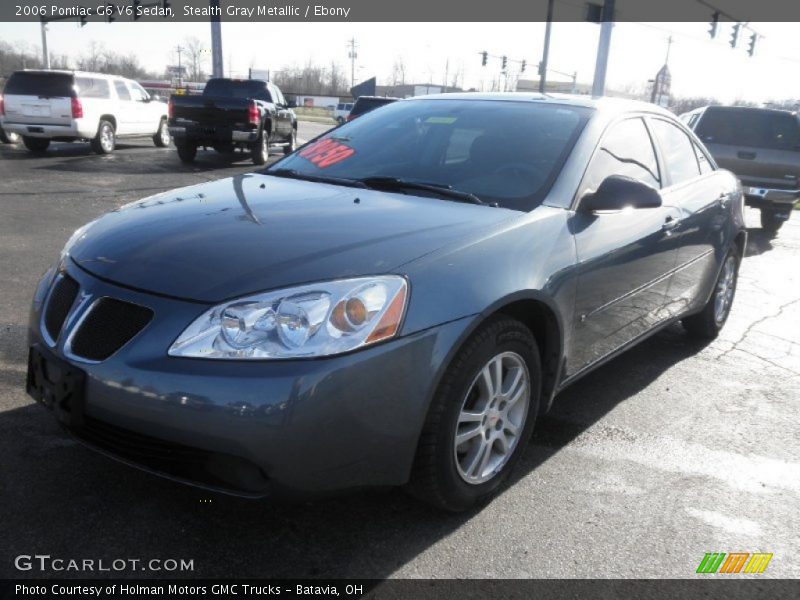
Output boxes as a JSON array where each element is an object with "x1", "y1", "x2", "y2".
[
  {"x1": 407, "y1": 316, "x2": 541, "y2": 511},
  {"x1": 682, "y1": 250, "x2": 739, "y2": 339},
  {"x1": 153, "y1": 119, "x2": 171, "y2": 147},
  {"x1": 176, "y1": 142, "x2": 197, "y2": 163},
  {"x1": 90, "y1": 120, "x2": 115, "y2": 154},
  {"x1": 22, "y1": 136, "x2": 50, "y2": 153},
  {"x1": 760, "y1": 209, "x2": 784, "y2": 234},
  {"x1": 251, "y1": 133, "x2": 269, "y2": 165}
]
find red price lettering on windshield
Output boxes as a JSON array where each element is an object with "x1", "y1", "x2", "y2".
[{"x1": 298, "y1": 138, "x2": 356, "y2": 169}]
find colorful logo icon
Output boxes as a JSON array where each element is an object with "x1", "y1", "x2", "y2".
[{"x1": 697, "y1": 552, "x2": 773, "y2": 574}]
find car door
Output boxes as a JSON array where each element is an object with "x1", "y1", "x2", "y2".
[
  {"x1": 112, "y1": 79, "x2": 137, "y2": 135},
  {"x1": 568, "y1": 116, "x2": 681, "y2": 375},
  {"x1": 647, "y1": 117, "x2": 729, "y2": 315},
  {"x1": 127, "y1": 81, "x2": 157, "y2": 134},
  {"x1": 270, "y1": 84, "x2": 292, "y2": 138}
]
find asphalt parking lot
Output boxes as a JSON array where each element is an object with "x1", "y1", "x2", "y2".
[{"x1": 0, "y1": 123, "x2": 798, "y2": 580}]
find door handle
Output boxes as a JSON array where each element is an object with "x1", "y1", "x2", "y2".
[{"x1": 662, "y1": 215, "x2": 681, "y2": 233}]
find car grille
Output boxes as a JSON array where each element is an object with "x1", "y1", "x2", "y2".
[
  {"x1": 74, "y1": 416, "x2": 270, "y2": 495},
  {"x1": 43, "y1": 274, "x2": 80, "y2": 341},
  {"x1": 69, "y1": 298, "x2": 153, "y2": 361}
]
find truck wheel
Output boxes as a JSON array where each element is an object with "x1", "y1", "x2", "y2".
[
  {"x1": 407, "y1": 316, "x2": 540, "y2": 511},
  {"x1": 0, "y1": 128, "x2": 19, "y2": 144},
  {"x1": 22, "y1": 136, "x2": 50, "y2": 153},
  {"x1": 760, "y1": 209, "x2": 784, "y2": 234},
  {"x1": 153, "y1": 119, "x2": 171, "y2": 148},
  {"x1": 251, "y1": 134, "x2": 269, "y2": 165},
  {"x1": 283, "y1": 129, "x2": 297, "y2": 155},
  {"x1": 682, "y1": 250, "x2": 739, "y2": 339},
  {"x1": 91, "y1": 120, "x2": 116, "y2": 154},
  {"x1": 176, "y1": 142, "x2": 197, "y2": 163}
]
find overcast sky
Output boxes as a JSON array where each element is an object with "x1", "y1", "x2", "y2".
[{"x1": 1, "y1": 20, "x2": 799, "y2": 102}]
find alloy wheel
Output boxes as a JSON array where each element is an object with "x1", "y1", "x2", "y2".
[
  {"x1": 714, "y1": 255, "x2": 736, "y2": 324},
  {"x1": 454, "y1": 351, "x2": 530, "y2": 485}
]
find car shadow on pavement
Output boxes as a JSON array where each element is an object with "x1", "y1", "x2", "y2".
[
  {"x1": 745, "y1": 227, "x2": 775, "y2": 257},
  {"x1": 0, "y1": 323, "x2": 709, "y2": 580}
]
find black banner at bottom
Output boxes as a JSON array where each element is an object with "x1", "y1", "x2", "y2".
[{"x1": 3, "y1": 579, "x2": 800, "y2": 600}]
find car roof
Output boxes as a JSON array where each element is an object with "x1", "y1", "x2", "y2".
[
  {"x1": 12, "y1": 69, "x2": 130, "y2": 81},
  {"x1": 407, "y1": 92, "x2": 676, "y2": 118},
  {"x1": 696, "y1": 104, "x2": 798, "y2": 117}
]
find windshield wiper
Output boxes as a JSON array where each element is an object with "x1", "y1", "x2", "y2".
[
  {"x1": 357, "y1": 176, "x2": 485, "y2": 205},
  {"x1": 267, "y1": 168, "x2": 367, "y2": 189}
]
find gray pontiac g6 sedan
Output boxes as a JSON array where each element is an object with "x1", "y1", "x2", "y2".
[{"x1": 27, "y1": 94, "x2": 745, "y2": 511}]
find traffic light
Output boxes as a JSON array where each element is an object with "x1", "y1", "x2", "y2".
[
  {"x1": 133, "y1": 0, "x2": 140, "y2": 21},
  {"x1": 708, "y1": 11, "x2": 719, "y2": 38},
  {"x1": 107, "y1": 3, "x2": 115, "y2": 23},
  {"x1": 747, "y1": 32, "x2": 757, "y2": 56},
  {"x1": 162, "y1": 1, "x2": 170, "y2": 11},
  {"x1": 501, "y1": 55, "x2": 507, "y2": 71},
  {"x1": 481, "y1": 51, "x2": 488, "y2": 66},
  {"x1": 521, "y1": 60, "x2": 526, "y2": 73},
  {"x1": 79, "y1": 15, "x2": 87, "y2": 26},
  {"x1": 730, "y1": 23, "x2": 740, "y2": 48}
]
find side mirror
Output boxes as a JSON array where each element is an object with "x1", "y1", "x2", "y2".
[{"x1": 579, "y1": 174, "x2": 662, "y2": 212}]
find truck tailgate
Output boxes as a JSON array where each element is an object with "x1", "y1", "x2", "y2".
[{"x1": 170, "y1": 96, "x2": 253, "y2": 128}]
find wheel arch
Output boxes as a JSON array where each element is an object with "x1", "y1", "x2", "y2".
[{"x1": 99, "y1": 114, "x2": 117, "y2": 131}]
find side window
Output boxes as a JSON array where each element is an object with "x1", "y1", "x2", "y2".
[
  {"x1": 583, "y1": 117, "x2": 661, "y2": 193},
  {"x1": 129, "y1": 82, "x2": 149, "y2": 102},
  {"x1": 276, "y1": 88, "x2": 286, "y2": 106},
  {"x1": 693, "y1": 142, "x2": 714, "y2": 175},
  {"x1": 650, "y1": 119, "x2": 701, "y2": 185},
  {"x1": 75, "y1": 77, "x2": 110, "y2": 99},
  {"x1": 114, "y1": 80, "x2": 131, "y2": 101},
  {"x1": 687, "y1": 113, "x2": 700, "y2": 128}
]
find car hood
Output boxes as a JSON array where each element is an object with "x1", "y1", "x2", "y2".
[{"x1": 69, "y1": 173, "x2": 519, "y2": 303}]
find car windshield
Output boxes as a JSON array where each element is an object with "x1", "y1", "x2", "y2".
[
  {"x1": 269, "y1": 99, "x2": 590, "y2": 211},
  {"x1": 696, "y1": 107, "x2": 800, "y2": 151}
]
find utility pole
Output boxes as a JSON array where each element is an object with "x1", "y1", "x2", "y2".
[
  {"x1": 347, "y1": 37, "x2": 358, "y2": 89},
  {"x1": 175, "y1": 45, "x2": 184, "y2": 87},
  {"x1": 443, "y1": 58, "x2": 449, "y2": 92},
  {"x1": 210, "y1": 0, "x2": 224, "y2": 77},
  {"x1": 40, "y1": 19, "x2": 50, "y2": 69},
  {"x1": 539, "y1": 0, "x2": 554, "y2": 93},
  {"x1": 591, "y1": 0, "x2": 615, "y2": 97}
]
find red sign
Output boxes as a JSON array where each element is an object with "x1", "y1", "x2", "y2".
[{"x1": 298, "y1": 138, "x2": 355, "y2": 169}]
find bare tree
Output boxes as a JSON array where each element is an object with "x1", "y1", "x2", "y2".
[
  {"x1": 183, "y1": 36, "x2": 207, "y2": 82},
  {"x1": 391, "y1": 58, "x2": 406, "y2": 86}
]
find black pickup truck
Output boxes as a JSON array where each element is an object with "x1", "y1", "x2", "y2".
[{"x1": 168, "y1": 78, "x2": 297, "y2": 165}]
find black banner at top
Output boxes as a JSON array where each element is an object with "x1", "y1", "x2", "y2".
[{"x1": 5, "y1": 0, "x2": 800, "y2": 23}]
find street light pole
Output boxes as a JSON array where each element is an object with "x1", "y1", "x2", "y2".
[
  {"x1": 210, "y1": 0, "x2": 224, "y2": 78},
  {"x1": 40, "y1": 19, "x2": 50, "y2": 69},
  {"x1": 591, "y1": 0, "x2": 615, "y2": 97},
  {"x1": 539, "y1": 0, "x2": 554, "y2": 94}
]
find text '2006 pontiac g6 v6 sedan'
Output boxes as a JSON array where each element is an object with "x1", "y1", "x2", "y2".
[{"x1": 27, "y1": 94, "x2": 745, "y2": 511}]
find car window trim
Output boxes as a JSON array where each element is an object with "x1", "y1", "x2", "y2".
[
  {"x1": 570, "y1": 113, "x2": 663, "y2": 210},
  {"x1": 647, "y1": 115, "x2": 711, "y2": 190}
]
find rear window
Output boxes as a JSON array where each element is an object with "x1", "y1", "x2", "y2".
[
  {"x1": 350, "y1": 98, "x2": 397, "y2": 117},
  {"x1": 204, "y1": 79, "x2": 272, "y2": 102},
  {"x1": 696, "y1": 107, "x2": 800, "y2": 151},
  {"x1": 75, "y1": 77, "x2": 110, "y2": 99},
  {"x1": 4, "y1": 72, "x2": 74, "y2": 97}
]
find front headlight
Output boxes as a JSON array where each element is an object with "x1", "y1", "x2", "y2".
[{"x1": 168, "y1": 276, "x2": 408, "y2": 359}]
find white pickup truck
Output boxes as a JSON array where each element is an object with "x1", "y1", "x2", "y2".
[{"x1": 0, "y1": 70, "x2": 170, "y2": 154}]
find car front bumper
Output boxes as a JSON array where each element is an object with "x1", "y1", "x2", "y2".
[{"x1": 27, "y1": 262, "x2": 472, "y2": 497}]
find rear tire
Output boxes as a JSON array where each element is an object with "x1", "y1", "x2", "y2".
[
  {"x1": 760, "y1": 209, "x2": 784, "y2": 234},
  {"x1": 0, "y1": 128, "x2": 19, "y2": 144},
  {"x1": 90, "y1": 120, "x2": 116, "y2": 154},
  {"x1": 251, "y1": 133, "x2": 268, "y2": 165},
  {"x1": 176, "y1": 142, "x2": 197, "y2": 163},
  {"x1": 22, "y1": 136, "x2": 50, "y2": 153},
  {"x1": 153, "y1": 119, "x2": 170, "y2": 147},
  {"x1": 407, "y1": 316, "x2": 541, "y2": 512},
  {"x1": 682, "y1": 250, "x2": 739, "y2": 339},
  {"x1": 283, "y1": 128, "x2": 297, "y2": 155}
]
